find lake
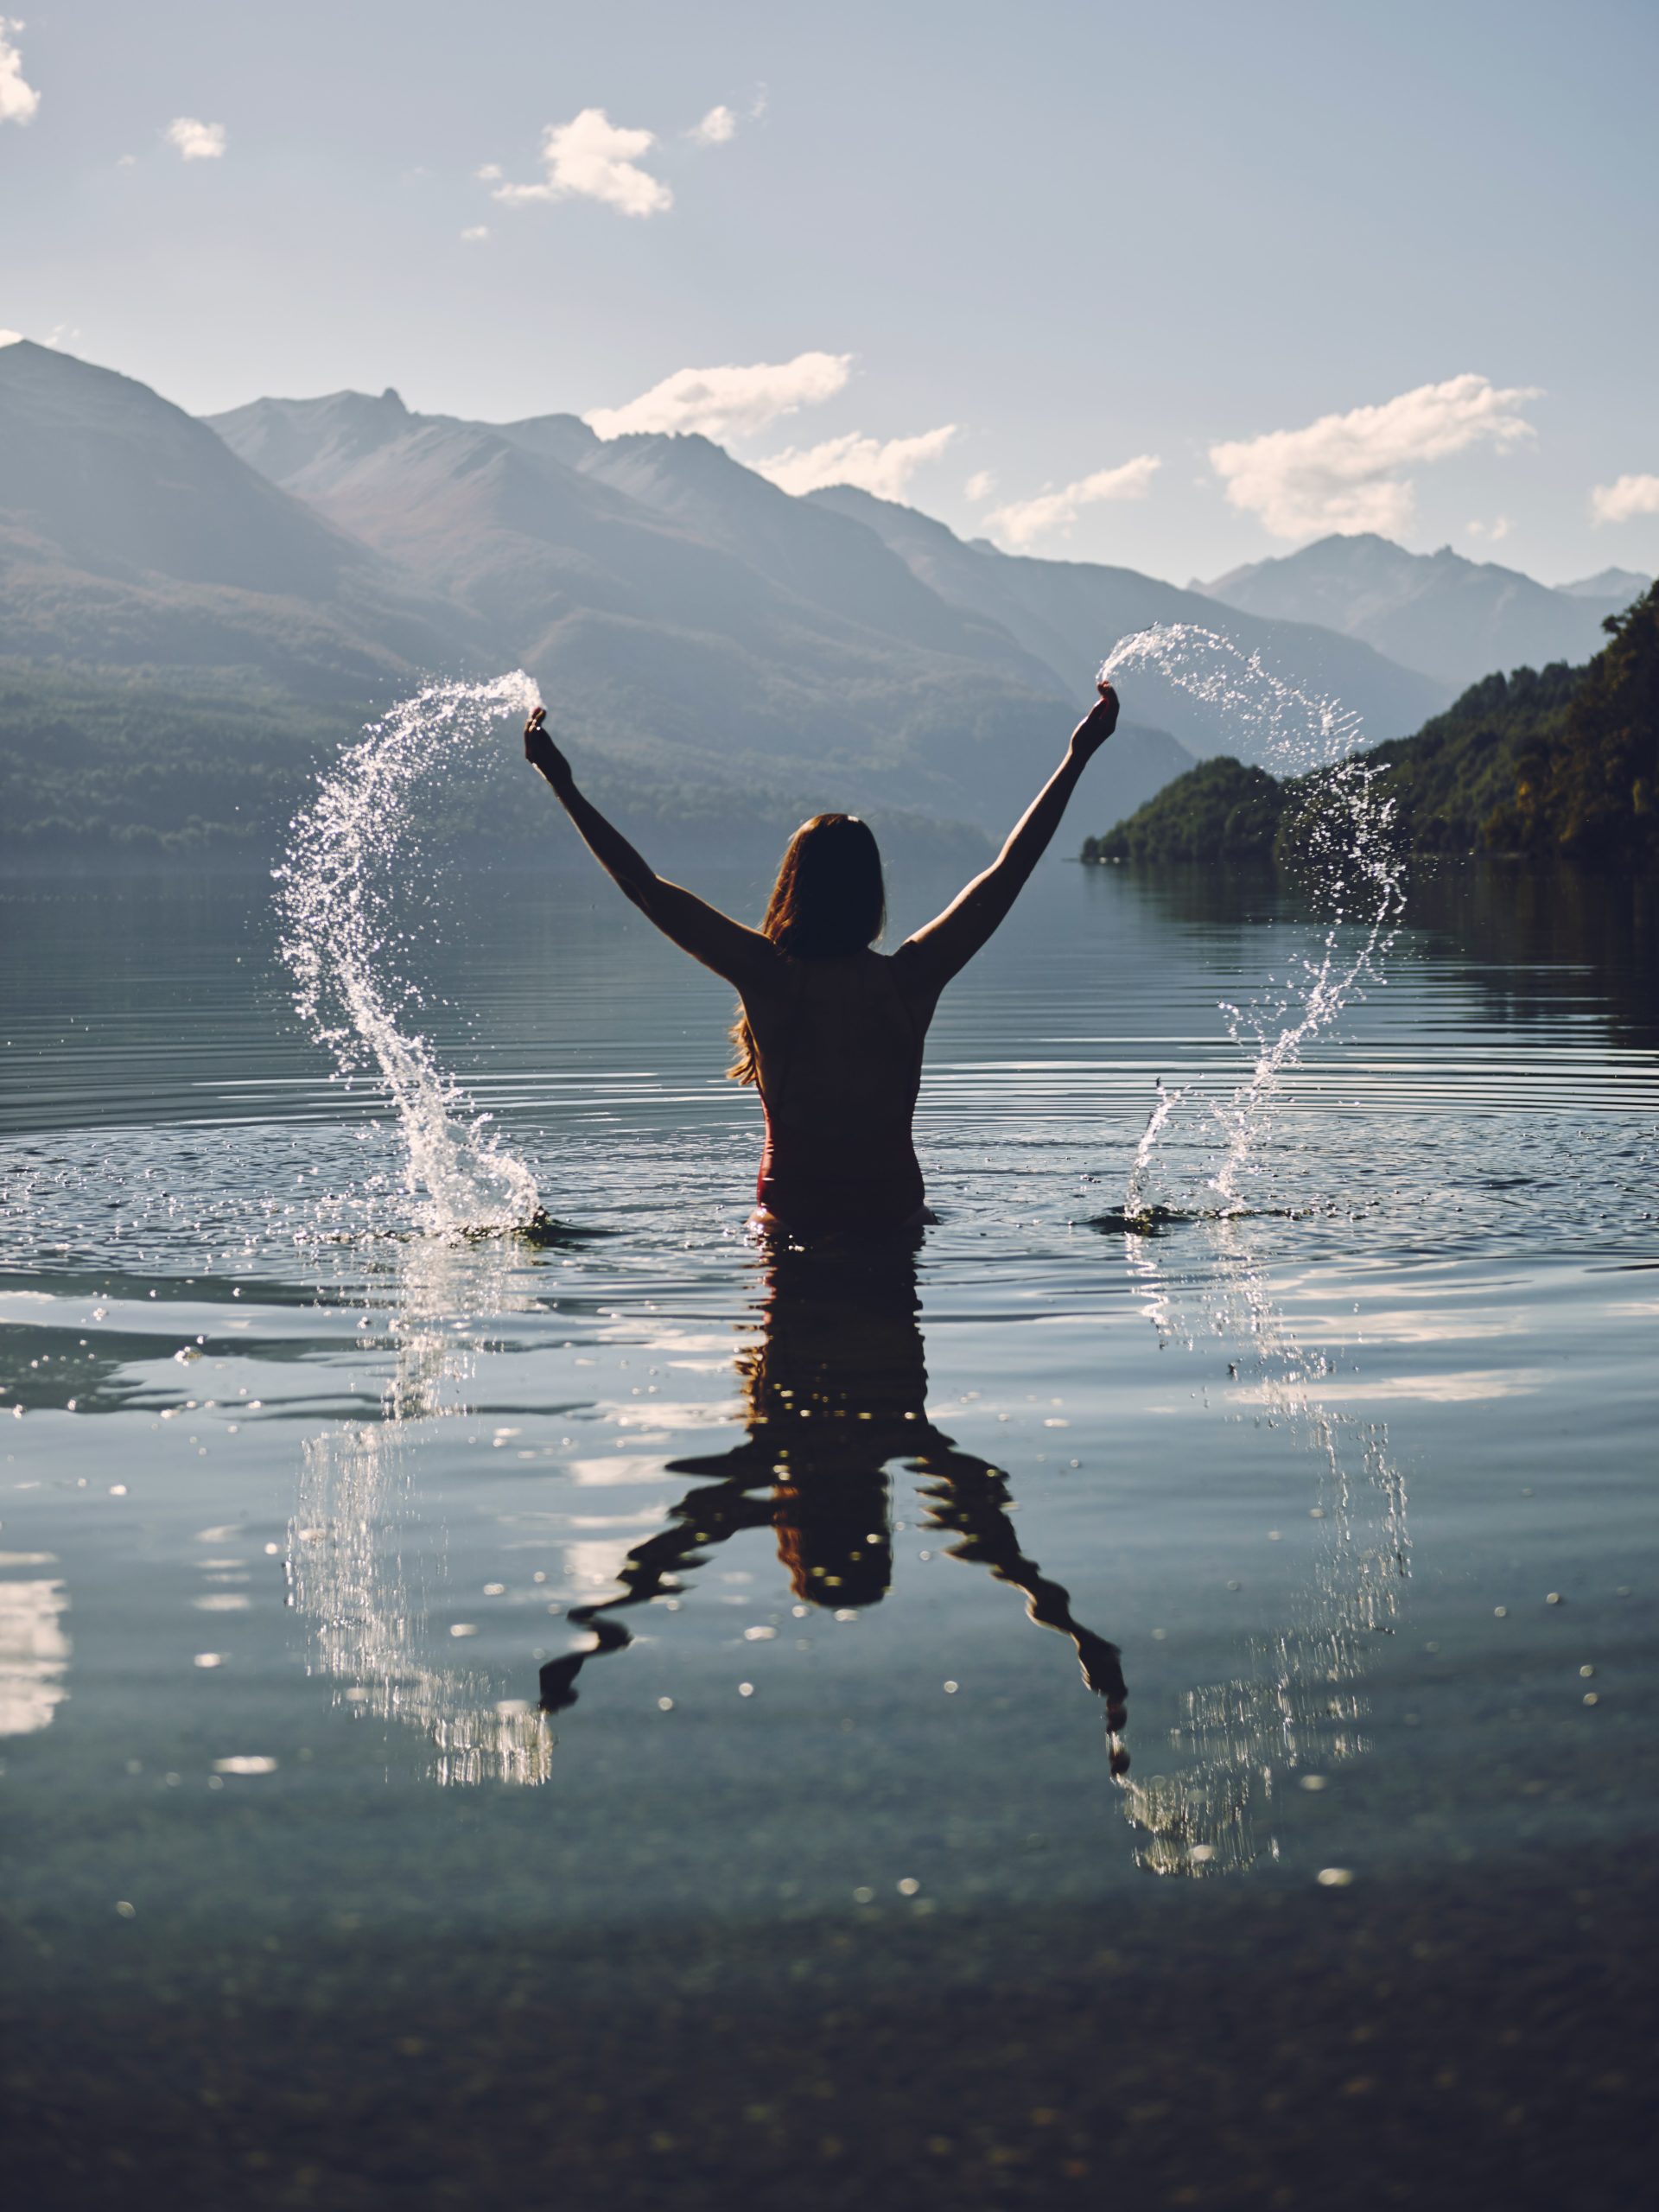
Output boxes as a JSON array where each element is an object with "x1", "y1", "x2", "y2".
[{"x1": 2, "y1": 850, "x2": 1656, "y2": 2210}]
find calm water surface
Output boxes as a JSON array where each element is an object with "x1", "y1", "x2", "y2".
[{"x1": 2, "y1": 856, "x2": 1656, "y2": 2209}]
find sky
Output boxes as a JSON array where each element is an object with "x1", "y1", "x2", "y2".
[{"x1": 3, "y1": 0, "x2": 1656, "y2": 585}]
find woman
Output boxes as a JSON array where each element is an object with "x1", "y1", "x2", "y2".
[{"x1": 523, "y1": 679, "x2": 1120, "y2": 1234}]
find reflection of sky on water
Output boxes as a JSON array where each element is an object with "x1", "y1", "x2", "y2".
[{"x1": 0, "y1": 1557, "x2": 70, "y2": 1738}]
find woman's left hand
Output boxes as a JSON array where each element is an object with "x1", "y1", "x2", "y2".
[
  {"x1": 1070, "y1": 682, "x2": 1120, "y2": 762},
  {"x1": 524, "y1": 707, "x2": 571, "y2": 789}
]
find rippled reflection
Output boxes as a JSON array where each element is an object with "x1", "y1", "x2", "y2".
[
  {"x1": 1118, "y1": 1220, "x2": 1410, "y2": 1876},
  {"x1": 288, "y1": 1236, "x2": 556, "y2": 1785},
  {"x1": 537, "y1": 1234, "x2": 1128, "y2": 1755},
  {"x1": 0, "y1": 1556, "x2": 70, "y2": 1738}
]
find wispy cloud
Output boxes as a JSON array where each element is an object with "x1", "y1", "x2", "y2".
[
  {"x1": 0, "y1": 18, "x2": 39, "y2": 125},
  {"x1": 460, "y1": 225, "x2": 491, "y2": 244},
  {"x1": 493, "y1": 109, "x2": 671, "y2": 218},
  {"x1": 1591, "y1": 474, "x2": 1659, "y2": 525},
  {"x1": 1211, "y1": 374, "x2": 1539, "y2": 540},
  {"x1": 1466, "y1": 514, "x2": 1513, "y2": 543},
  {"x1": 0, "y1": 328, "x2": 22, "y2": 346},
  {"x1": 986, "y1": 455, "x2": 1160, "y2": 549},
  {"x1": 587, "y1": 351, "x2": 853, "y2": 442},
  {"x1": 688, "y1": 104, "x2": 736, "y2": 145},
  {"x1": 964, "y1": 469, "x2": 996, "y2": 502},
  {"x1": 753, "y1": 425, "x2": 958, "y2": 500},
  {"x1": 166, "y1": 117, "x2": 226, "y2": 161}
]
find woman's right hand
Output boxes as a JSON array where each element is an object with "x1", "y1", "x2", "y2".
[
  {"x1": 1069, "y1": 682, "x2": 1120, "y2": 763},
  {"x1": 524, "y1": 707, "x2": 572, "y2": 790}
]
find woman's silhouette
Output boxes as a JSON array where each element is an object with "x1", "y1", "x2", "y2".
[
  {"x1": 536, "y1": 1232, "x2": 1127, "y2": 1768},
  {"x1": 524, "y1": 683, "x2": 1120, "y2": 1233}
]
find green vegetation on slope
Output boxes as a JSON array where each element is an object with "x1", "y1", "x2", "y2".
[
  {"x1": 0, "y1": 662, "x2": 360, "y2": 852},
  {"x1": 0, "y1": 658, "x2": 991, "y2": 869},
  {"x1": 1084, "y1": 585, "x2": 1658, "y2": 868}
]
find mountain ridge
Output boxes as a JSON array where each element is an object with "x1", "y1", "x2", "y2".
[{"x1": 1193, "y1": 531, "x2": 1647, "y2": 690}]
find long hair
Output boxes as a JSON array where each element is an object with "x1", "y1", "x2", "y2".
[{"x1": 728, "y1": 814, "x2": 886, "y2": 1084}]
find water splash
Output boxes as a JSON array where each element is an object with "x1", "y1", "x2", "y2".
[
  {"x1": 1098, "y1": 625, "x2": 1407, "y2": 1212},
  {"x1": 277, "y1": 674, "x2": 542, "y2": 1235},
  {"x1": 1123, "y1": 1077, "x2": 1184, "y2": 1224},
  {"x1": 1099, "y1": 620, "x2": 1363, "y2": 773},
  {"x1": 1210, "y1": 760, "x2": 1405, "y2": 1211}
]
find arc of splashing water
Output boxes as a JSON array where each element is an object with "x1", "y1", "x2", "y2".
[
  {"x1": 1094, "y1": 625, "x2": 1411, "y2": 1872},
  {"x1": 1097, "y1": 624, "x2": 1408, "y2": 1212},
  {"x1": 276, "y1": 673, "x2": 543, "y2": 1235}
]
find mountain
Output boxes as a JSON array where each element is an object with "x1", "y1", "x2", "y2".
[
  {"x1": 1087, "y1": 583, "x2": 1659, "y2": 868},
  {"x1": 1194, "y1": 533, "x2": 1633, "y2": 690},
  {"x1": 808, "y1": 487, "x2": 1451, "y2": 760},
  {"x1": 0, "y1": 349, "x2": 1194, "y2": 858},
  {"x1": 0, "y1": 345, "x2": 1457, "y2": 864},
  {"x1": 205, "y1": 387, "x2": 1191, "y2": 837},
  {"x1": 1558, "y1": 566, "x2": 1652, "y2": 603},
  {"x1": 0, "y1": 340, "x2": 471, "y2": 695},
  {"x1": 208, "y1": 392, "x2": 1058, "y2": 685}
]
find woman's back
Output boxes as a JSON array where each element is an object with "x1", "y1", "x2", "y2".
[{"x1": 746, "y1": 950, "x2": 931, "y2": 1233}]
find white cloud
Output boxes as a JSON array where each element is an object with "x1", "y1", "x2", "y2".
[
  {"x1": 493, "y1": 108, "x2": 671, "y2": 218},
  {"x1": 460, "y1": 225, "x2": 491, "y2": 244},
  {"x1": 474, "y1": 162, "x2": 503, "y2": 181},
  {"x1": 166, "y1": 117, "x2": 226, "y2": 161},
  {"x1": 689, "y1": 104, "x2": 736, "y2": 146},
  {"x1": 1591, "y1": 473, "x2": 1659, "y2": 525},
  {"x1": 0, "y1": 17, "x2": 39, "y2": 125},
  {"x1": 586, "y1": 350, "x2": 853, "y2": 441},
  {"x1": 1466, "y1": 514, "x2": 1513, "y2": 543},
  {"x1": 0, "y1": 327, "x2": 22, "y2": 346},
  {"x1": 753, "y1": 425, "x2": 958, "y2": 500},
  {"x1": 1211, "y1": 373, "x2": 1539, "y2": 540},
  {"x1": 964, "y1": 469, "x2": 996, "y2": 502},
  {"x1": 986, "y1": 454, "x2": 1160, "y2": 548}
]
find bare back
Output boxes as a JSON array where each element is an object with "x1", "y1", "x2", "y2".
[{"x1": 743, "y1": 950, "x2": 937, "y2": 1232}]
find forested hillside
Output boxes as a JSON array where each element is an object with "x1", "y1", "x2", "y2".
[{"x1": 1085, "y1": 586, "x2": 1659, "y2": 867}]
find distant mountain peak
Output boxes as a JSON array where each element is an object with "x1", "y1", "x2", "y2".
[
  {"x1": 1195, "y1": 531, "x2": 1624, "y2": 689},
  {"x1": 1558, "y1": 565, "x2": 1651, "y2": 603}
]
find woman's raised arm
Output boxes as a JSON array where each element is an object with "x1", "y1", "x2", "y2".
[
  {"x1": 523, "y1": 711, "x2": 778, "y2": 990},
  {"x1": 896, "y1": 683, "x2": 1119, "y2": 996}
]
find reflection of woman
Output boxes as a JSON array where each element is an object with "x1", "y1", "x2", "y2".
[
  {"x1": 524, "y1": 684, "x2": 1120, "y2": 1235},
  {"x1": 537, "y1": 1236, "x2": 1127, "y2": 1770}
]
